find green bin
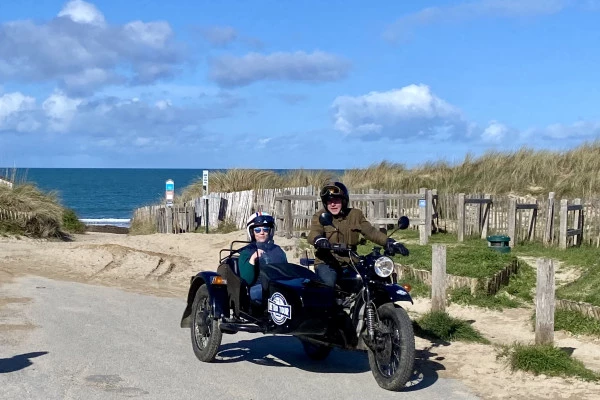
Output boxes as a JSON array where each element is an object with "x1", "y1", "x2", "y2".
[{"x1": 486, "y1": 235, "x2": 511, "y2": 253}]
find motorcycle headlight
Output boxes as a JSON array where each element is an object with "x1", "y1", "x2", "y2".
[{"x1": 374, "y1": 256, "x2": 394, "y2": 278}]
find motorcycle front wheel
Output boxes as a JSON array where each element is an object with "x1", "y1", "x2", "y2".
[
  {"x1": 367, "y1": 304, "x2": 415, "y2": 391},
  {"x1": 191, "y1": 284, "x2": 222, "y2": 362}
]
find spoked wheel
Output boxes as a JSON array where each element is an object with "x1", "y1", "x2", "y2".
[
  {"x1": 367, "y1": 304, "x2": 415, "y2": 391},
  {"x1": 300, "y1": 338, "x2": 333, "y2": 361},
  {"x1": 191, "y1": 284, "x2": 222, "y2": 362}
]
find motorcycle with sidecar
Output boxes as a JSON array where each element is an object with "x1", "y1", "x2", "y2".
[{"x1": 180, "y1": 215, "x2": 416, "y2": 391}]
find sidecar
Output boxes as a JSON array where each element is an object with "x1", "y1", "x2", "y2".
[{"x1": 180, "y1": 240, "x2": 339, "y2": 362}]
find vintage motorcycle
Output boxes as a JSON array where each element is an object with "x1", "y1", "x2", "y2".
[{"x1": 180, "y1": 215, "x2": 415, "y2": 391}]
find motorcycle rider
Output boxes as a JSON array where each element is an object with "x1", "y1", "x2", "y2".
[
  {"x1": 307, "y1": 181, "x2": 409, "y2": 287},
  {"x1": 238, "y1": 212, "x2": 287, "y2": 302}
]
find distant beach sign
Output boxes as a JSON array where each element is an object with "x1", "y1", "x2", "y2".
[
  {"x1": 166, "y1": 179, "x2": 174, "y2": 207},
  {"x1": 202, "y1": 170, "x2": 209, "y2": 194}
]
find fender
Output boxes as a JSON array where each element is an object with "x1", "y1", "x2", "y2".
[
  {"x1": 180, "y1": 271, "x2": 229, "y2": 328},
  {"x1": 376, "y1": 283, "x2": 414, "y2": 305}
]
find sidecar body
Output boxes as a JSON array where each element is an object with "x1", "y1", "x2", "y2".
[{"x1": 180, "y1": 241, "x2": 337, "y2": 336}]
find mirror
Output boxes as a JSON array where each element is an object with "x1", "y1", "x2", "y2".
[
  {"x1": 398, "y1": 216, "x2": 410, "y2": 230},
  {"x1": 319, "y1": 212, "x2": 334, "y2": 226}
]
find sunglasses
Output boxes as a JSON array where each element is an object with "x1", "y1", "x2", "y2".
[{"x1": 253, "y1": 227, "x2": 271, "y2": 233}]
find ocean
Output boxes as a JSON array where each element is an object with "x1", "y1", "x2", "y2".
[
  {"x1": 10, "y1": 168, "x2": 341, "y2": 228},
  {"x1": 13, "y1": 169, "x2": 213, "y2": 227}
]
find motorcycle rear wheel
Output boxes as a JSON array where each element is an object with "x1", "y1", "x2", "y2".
[
  {"x1": 191, "y1": 284, "x2": 222, "y2": 362},
  {"x1": 367, "y1": 304, "x2": 415, "y2": 391},
  {"x1": 300, "y1": 339, "x2": 333, "y2": 361}
]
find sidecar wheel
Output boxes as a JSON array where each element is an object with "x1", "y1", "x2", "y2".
[
  {"x1": 300, "y1": 339, "x2": 332, "y2": 361},
  {"x1": 367, "y1": 304, "x2": 415, "y2": 391},
  {"x1": 191, "y1": 284, "x2": 222, "y2": 362}
]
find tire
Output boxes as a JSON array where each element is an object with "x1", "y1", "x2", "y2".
[
  {"x1": 190, "y1": 284, "x2": 222, "y2": 362},
  {"x1": 300, "y1": 339, "x2": 333, "y2": 361},
  {"x1": 367, "y1": 304, "x2": 415, "y2": 391}
]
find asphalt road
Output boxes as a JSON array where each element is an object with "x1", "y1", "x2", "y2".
[{"x1": 0, "y1": 276, "x2": 481, "y2": 400}]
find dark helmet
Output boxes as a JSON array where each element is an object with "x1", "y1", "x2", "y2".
[
  {"x1": 320, "y1": 181, "x2": 349, "y2": 209},
  {"x1": 246, "y1": 212, "x2": 275, "y2": 241}
]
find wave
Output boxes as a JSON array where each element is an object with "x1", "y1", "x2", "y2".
[{"x1": 79, "y1": 218, "x2": 131, "y2": 228}]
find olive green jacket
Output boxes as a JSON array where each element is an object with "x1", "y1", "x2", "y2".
[{"x1": 307, "y1": 208, "x2": 389, "y2": 267}]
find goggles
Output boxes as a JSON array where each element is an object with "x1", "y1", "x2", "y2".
[
  {"x1": 253, "y1": 227, "x2": 271, "y2": 233},
  {"x1": 320, "y1": 185, "x2": 342, "y2": 197}
]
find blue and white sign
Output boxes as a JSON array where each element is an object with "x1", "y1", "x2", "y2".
[
  {"x1": 165, "y1": 179, "x2": 174, "y2": 203},
  {"x1": 268, "y1": 292, "x2": 292, "y2": 325},
  {"x1": 418, "y1": 199, "x2": 426, "y2": 208}
]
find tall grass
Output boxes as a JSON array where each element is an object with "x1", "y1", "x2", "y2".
[
  {"x1": 0, "y1": 183, "x2": 81, "y2": 238},
  {"x1": 178, "y1": 141, "x2": 600, "y2": 198}
]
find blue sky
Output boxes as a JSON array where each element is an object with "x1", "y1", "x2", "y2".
[{"x1": 1, "y1": 0, "x2": 599, "y2": 169}]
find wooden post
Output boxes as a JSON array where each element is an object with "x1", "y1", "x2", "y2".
[
  {"x1": 544, "y1": 192, "x2": 555, "y2": 245},
  {"x1": 535, "y1": 258, "x2": 555, "y2": 345},
  {"x1": 507, "y1": 198, "x2": 517, "y2": 248},
  {"x1": 572, "y1": 198, "x2": 581, "y2": 246},
  {"x1": 284, "y1": 190, "x2": 293, "y2": 239},
  {"x1": 419, "y1": 188, "x2": 428, "y2": 245},
  {"x1": 480, "y1": 194, "x2": 491, "y2": 239},
  {"x1": 457, "y1": 193, "x2": 465, "y2": 242},
  {"x1": 425, "y1": 189, "x2": 433, "y2": 237},
  {"x1": 166, "y1": 206, "x2": 173, "y2": 234},
  {"x1": 377, "y1": 189, "x2": 386, "y2": 231},
  {"x1": 431, "y1": 244, "x2": 447, "y2": 312},
  {"x1": 528, "y1": 200, "x2": 538, "y2": 241},
  {"x1": 275, "y1": 195, "x2": 284, "y2": 237},
  {"x1": 559, "y1": 199, "x2": 568, "y2": 250}
]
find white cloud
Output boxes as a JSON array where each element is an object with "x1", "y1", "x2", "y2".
[
  {"x1": 481, "y1": 121, "x2": 511, "y2": 143},
  {"x1": 0, "y1": 92, "x2": 37, "y2": 132},
  {"x1": 199, "y1": 25, "x2": 238, "y2": 46},
  {"x1": 0, "y1": 1, "x2": 186, "y2": 95},
  {"x1": 331, "y1": 84, "x2": 465, "y2": 140},
  {"x1": 384, "y1": 0, "x2": 570, "y2": 42},
  {"x1": 57, "y1": 0, "x2": 106, "y2": 27},
  {"x1": 209, "y1": 51, "x2": 351, "y2": 87}
]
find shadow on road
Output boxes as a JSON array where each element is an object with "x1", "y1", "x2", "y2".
[
  {"x1": 0, "y1": 351, "x2": 48, "y2": 373},
  {"x1": 215, "y1": 336, "x2": 370, "y2": 374},
  {"x1": 214, "y1": 335, "x2": 446, "y2": 392}
]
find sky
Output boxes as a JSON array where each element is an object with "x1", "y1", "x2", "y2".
[{"x1": 1, "y1": 0, "x2": 600, "y2": 169}]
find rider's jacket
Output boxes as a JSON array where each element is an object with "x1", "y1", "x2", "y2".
[
  {"x1": 307, "y1": 207, "x2": 389, "y2": 268},
  {"x1": 238, "y1": 240, "x2": 287, "y2": 284}
]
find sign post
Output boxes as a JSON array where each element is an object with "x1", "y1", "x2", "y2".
[
  {"x1": 202, "y1": 170, "x2": 209, "y2": 233},
  {"x1": 165, "y1": 179, "x2": 174, "y2": 207}
]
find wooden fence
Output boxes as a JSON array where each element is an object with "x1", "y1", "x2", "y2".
[{"x1": 131, "y1": 187, "x2": 600, "y2": 247}]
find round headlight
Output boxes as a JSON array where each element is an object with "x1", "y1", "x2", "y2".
[{"x1": 374, "y1": 256, "x2": 394, "y2": 278}]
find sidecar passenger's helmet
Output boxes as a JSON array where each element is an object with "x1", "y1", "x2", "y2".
[
  {"x1": 246, "y1": 212, "x2": 275, "y2": 241},
  {"x1": 320, "y1": 181, "x2": 349, "y2": 210}
]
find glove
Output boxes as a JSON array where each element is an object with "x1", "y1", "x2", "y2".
[
  {"x1": 386, "y1": 238, "x2": 409, "y2": 256},
  {"x1": 314, "y1": 235, "x2": 332, "y2": 249}
]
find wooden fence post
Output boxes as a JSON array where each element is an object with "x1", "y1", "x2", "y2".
[
  {"x1": 508, "y1": 198, "x2": 517, "y2": 248},
  {"x1": 559, "y1": 199, "x2": 568, "y2": 250},
  {"x1": 535, "y1": 258, "x2": 555, "y2": 345},
  {"x1": 480, "y1": 194, "x2": 491, "y2": 239},
  {"x1": 457, "y1": 193, "x2": 465, "y2": 242},
  {"x1": 166, "y1": 206, "x2": 173, "y2": 234},
  {"x1": 419, "y1": 188, "x2": 428, "y2": 245},
  {"x1": 573, "y1": 198, "x2": 581, "y2": 246},
  {"x1": 431, "y1": 244, "x2": 447, "y2": 312},
  {"x1": 426, "y1": 189, "x2": 433, "y2": 237},
  {"x1": 377, "y1": 189, "x2": 387, "y2": 231},
  {"x1": 284, "y1": 190, "x2": 293, "y2": 239},
  {"x1": 544, "y1": 192, "x2": 555, "y2": 245},
  {"x1": 528, "y1": 199, "x2": 538, "y2": 241}
]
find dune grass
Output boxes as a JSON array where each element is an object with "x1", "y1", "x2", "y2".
[
  {"x1": 0, "y1": 183, "x2": 85, "y2": 238},
  {"x1": 498, "y1": 343, "x2": 599, "y2": 381},
  {"x1": 177, "y1": 141, "x2": 600, "y2": 199},
  {"x1": 414, "y1": 310, "x2": 490, "y2": 344}
]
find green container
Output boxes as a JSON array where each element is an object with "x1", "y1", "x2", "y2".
[{"x1": 486, "y1": 235, "x2": 511, "y2": 253}]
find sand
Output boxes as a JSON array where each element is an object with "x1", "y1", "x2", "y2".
[{"x1": 1, "y1": 231, "x2": 599, "y2": 399}]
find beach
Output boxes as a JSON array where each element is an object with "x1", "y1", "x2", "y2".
[{"x1": 1, "y1": 231, "x2": 600, "y2": 399}]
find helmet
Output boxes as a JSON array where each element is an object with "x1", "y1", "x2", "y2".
[
  {"x1": 320, "y1": 181, "x2": 349, "y2": 210},
  {"x1": 246, "y1": 211, "x2": 275, "y2": 241}
]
